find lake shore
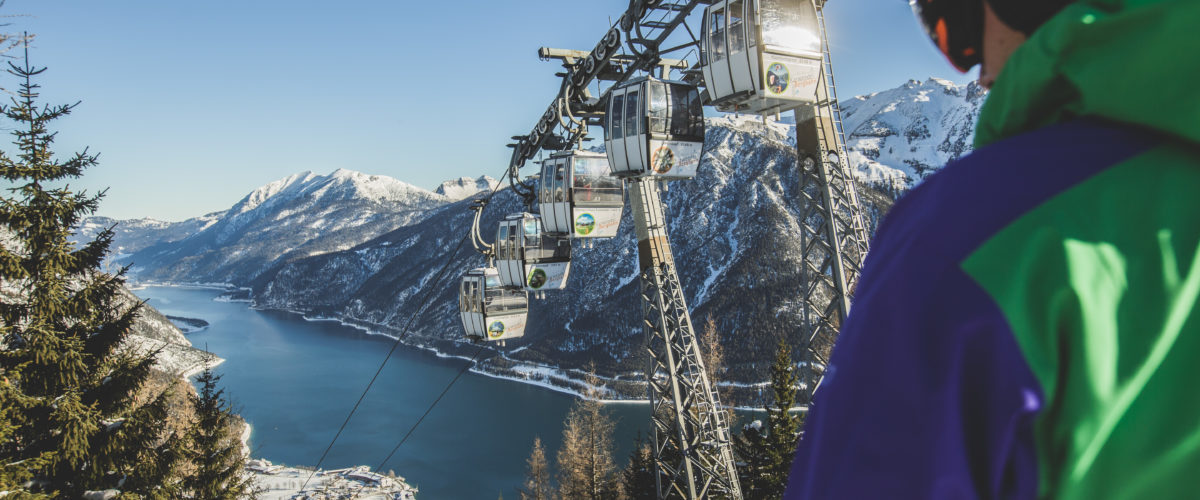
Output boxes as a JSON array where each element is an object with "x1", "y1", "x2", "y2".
[{"x1": 133, "y1": 281, "x2": 785, "y2": 411}]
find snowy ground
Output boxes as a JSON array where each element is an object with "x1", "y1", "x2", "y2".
[{"x1": 248, "y1": 461, "x2": 417, "y2": 500}]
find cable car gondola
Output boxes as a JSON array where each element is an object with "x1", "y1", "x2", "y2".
[
  {"x1": 700, "y1": 0, "x2": 823, "y2": 115},
  {"x1": 495, "y1": 213, "x2": 572, "y2": 294},
  {"x1": 539, "y1": 150, "x2": 624, "y2": 240},
  {"x1": 459, "y1": 267, "x2": 528, "y2": 342},
  {"x1": 604, "y1": 76, "x2": 705, "y2": 180}
]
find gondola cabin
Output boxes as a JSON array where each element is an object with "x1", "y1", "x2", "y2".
[
  {"x1": 539, "y1": 151, "x2": 624, "y2": 239},
  {"x1": 604, "y1": 77, "x2": 705, "y2": 180},
  {"x1": 459, "y1": 267, "x2": 528, "y2": 342},
  {"x1": 495, "y1": 213, "x2": 572, "y2": 292},
  {"x1": 700, "y1": 0, "x2": 823, "y2": 115}
]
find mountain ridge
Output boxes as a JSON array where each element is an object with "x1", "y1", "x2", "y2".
[
  {"x1": 121, "y1": 168, "x2": 451, "y2": 285},
  {"x1": 435, "y1": 175, "x2": 500, "y2": 201}
]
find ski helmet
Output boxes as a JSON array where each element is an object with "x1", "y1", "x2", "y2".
[{"x1": 910, "y1": 0, "x2": 1075, "y2": 72}]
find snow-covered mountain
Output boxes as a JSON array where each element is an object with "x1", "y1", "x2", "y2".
[
  {"x1": 435, "y1": 175, "x2": 500, "y2": 201},
  {"x1": 74, "y1": 213, "x2": 224, "y2": 258},
  {"x1": 123, "y1": 169, "x2": 452, "y2": 285},
  {"x1": 841, "y1": 78, "x2": 986, "y2": 190}
]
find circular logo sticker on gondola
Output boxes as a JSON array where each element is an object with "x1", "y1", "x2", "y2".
[
  {"x1": 527, "y1": 268, "x2": 548, "y2": 289},
  {"x1": 488, "y1": 321, "x2": 506, "y2": 339},
  {"x1": 575, "y1": 213, "x2": 596, "y2": 236},
  {"x1": 767, "y1": 62, "x2": 790, "y2": 95},
  {"x1": 651, "y1": 146, "x2": 675, "y2": 174}
]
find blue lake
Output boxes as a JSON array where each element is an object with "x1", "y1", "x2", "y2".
[{"x1": 136, "y1": 286, "x2": 654, "y2": 499}]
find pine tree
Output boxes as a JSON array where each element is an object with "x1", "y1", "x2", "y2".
[
  {"x1": 0, "y1": 371, "x2": 46, "y2": 496},
  {"x1": 184, "y1": 363, "x2": 254, "y2": 499},
  {"x1": 734, "y1": 339, "x2": 805, "y2": 499},
  {"x1": 556, "y1": 375, "x2": 625, "y2": 500},
  {"x1": 518, "y1": 436, "x2": 554, "y2": 500},
  {"x1": 117, "y1": 385, "x2": 190, "y2": 498},
  {"x1": 0, "y1": 47, "x2": 182, "y2": 497},
  {"x1": 620, "y1": 431, "x2": 655, "y2": 500},
  {"x1": 762, "y1": 339, "x2": 803, "y2": 493}
]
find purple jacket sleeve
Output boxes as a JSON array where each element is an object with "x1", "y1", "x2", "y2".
[{"x1": 783, "y1": 120, "x2": 1152, "y2": 499}]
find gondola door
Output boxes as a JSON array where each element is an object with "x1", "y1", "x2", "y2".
[
  {"x1": 538, "y1": 157, "x2": 572, "y2": 235},
  {"x1": 703, "y1": 6, "x2": 734, "y2": 101},
  {"x1": 727, "y1": 0, "x2": 755, "y2": 98},
  {"x1": 496, "y1": 221, "x2": 525, "y2": 288},
  {"x1": 606, "y1": 90, "x2": 629, "y2": 174},
  {"x1": 623, "y1": 85, "x2": 646, "y2": 178},
  {"x1": 550, "y1": 159, "x2": 572, "y2": 234}
]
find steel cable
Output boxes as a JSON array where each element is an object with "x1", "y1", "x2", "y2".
[
  {"x1": 374, "y1": 342, "x2": 486, "y2": 472},
  {"x1": 300, "y1": 167, "x2": 514, "y2": 491}
]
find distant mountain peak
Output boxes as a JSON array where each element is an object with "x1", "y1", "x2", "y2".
[
  {"x1": 123, "y1": 167, "x2": 449, "y2": 284},
  {"x1": 435, "y1": 175, "x2": 500, "y2": 201},
  {"x1": 312, "y1": 168, "x2": 435, "y2": 205},
  {"x1": 230, "y1": 169, "x2": 437, "y2": 218},
  {"x1": 840, "y1": 78, "x2": 986, "y2": 190},
  {"x1": 235, "y1": 171, "x2": 318, "y2": 214}
]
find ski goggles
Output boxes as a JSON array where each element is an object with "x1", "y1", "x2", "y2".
[{"x1": 909, "y1": 0, "x2": 984, "y2": 72}]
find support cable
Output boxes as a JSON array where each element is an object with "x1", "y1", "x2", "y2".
[
  {"x1": 300, "y1": 166, "x2": 515, "y2": 491},
  {"x1": 374, "y1": 342, "x2": 486, "y2": 471}
]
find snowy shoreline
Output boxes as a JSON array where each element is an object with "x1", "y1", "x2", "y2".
[
  {"x1": 166, "y1": 315, "x2": 210, "y2": 334},
  {"x1": 284, "y1": 311, "x2": 639, "y2": 401},
  {"x1": 134, "y1": 282, "x2": 780, "y2": 409},
  {"x1": 181, "y1": 355, "x2": 224, "y2": 379},
  {"x1": 286, "y1": 312, "x2": 785, "y2": 410}
]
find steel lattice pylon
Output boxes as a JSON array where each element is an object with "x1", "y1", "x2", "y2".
[
  {"x1": 793, "y1": 4, "x2": 871, "y2": 405},
  {"x1": 629, "y1": 178, "x2": 742, "y2": 500}
]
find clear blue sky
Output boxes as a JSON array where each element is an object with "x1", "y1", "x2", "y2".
[{"x1": 9, "y1": 0, "x2": 973, "y2": 221}]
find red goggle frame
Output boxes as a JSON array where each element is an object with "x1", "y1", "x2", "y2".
[{"x1": 909, "y1": 0, "x2": 983, "y2": 72}]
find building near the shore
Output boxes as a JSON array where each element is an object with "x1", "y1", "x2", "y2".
[{"x1": 248, "y1": 460, "x2": 417, "y2": 500}]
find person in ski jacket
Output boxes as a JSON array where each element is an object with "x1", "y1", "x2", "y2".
[{"x1": 785, "y1": 0, "x2": 1200, "y2": 498}]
